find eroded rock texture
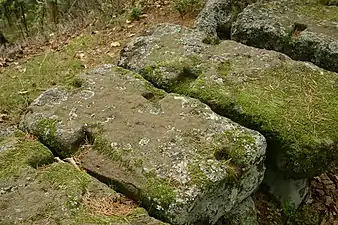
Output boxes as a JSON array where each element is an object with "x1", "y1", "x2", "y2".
[
  {"x1": 118, "y1": 23, "x2": 338, "y2": 180},
  {"x1": 231, "y1": 0, "x2": 338, "y2": 72},
  {"x1": 19, "y1": 65, "x2": 266, "y2": 224},
  {"x1": 195, "y1": 0, "x2": 257, "y2": 39},
  {"x1": 0, "y1": 128, "x2": 165, "y2": 225}
]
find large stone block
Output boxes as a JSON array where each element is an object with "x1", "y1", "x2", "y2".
[
  {"x1": 231, "y1": 0, "x2": 338, "y2": 72},
  {"x1": 118, "y1": 23, "x2": 338, "y2": 179},
  {"x1": 0, "y1": 128, "x2": 164, "y2": 225},
  {"x1": 19, "y1": 65, "x2": 266, "y2": 225}
]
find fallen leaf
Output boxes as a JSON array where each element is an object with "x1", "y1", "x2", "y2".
[
  {"x1": 18, "y1": 90, "x2": 29, "y2": 95},
  {"x1": 110, "y1": 41, "x2": 121, "y2": 47},
  {"x1": 75, "y1": 52, "x2": 86, "y2": 60}
]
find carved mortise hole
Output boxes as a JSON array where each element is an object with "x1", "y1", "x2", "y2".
[
  {"x1": 214, "y1": 147, "x2": 230, "y2": 161},
  {"x1": 84, "y1": 130, "x2": 95, "y2": 145},
  {"x1": 141, "y1": 92, "x2": 155, "y2": 100},
  {"x1": 291, "y1": 23, "x2": 307, "y2": 37},
  {"x1": 176, "y1": 67, "x2": 199, "y2": 83},
  {"x1": 216, "y1": 25, "x2": 231, "y2": 40}
]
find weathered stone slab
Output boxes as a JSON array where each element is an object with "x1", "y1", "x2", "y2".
[
  {"x1": 118, "y1": 23, "x2": 338, "y2": 179},
  {"x1": 0, "y1": 131, "x2": 166, "y2": 225},
  {"x1": 20, "y1": 65, "x2": 266, "y2": 224},
  {"x1": 195, "y1": 0, "x2": 256, "y2": 39},
  {"x1": 231, "y1": 0, "x2": 338, "y2": 72}
]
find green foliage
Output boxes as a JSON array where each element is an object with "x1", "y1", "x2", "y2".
[
  {"x1": 171, "y1": 0, "x2": 203, "y2": 15},
  {"x1": 283, "y1": 203, "x2": 320, "y2": 225},
  {"x1": 130, "y1": 6, "x2": 142, "y2": 21},
  {"x1": 0, "y1": 0, "x2": 128, "y2": 41}
]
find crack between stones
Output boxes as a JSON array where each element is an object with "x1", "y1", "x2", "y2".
[{"x1": 21, "y1": 127, "x2": 171, "y2": 224}]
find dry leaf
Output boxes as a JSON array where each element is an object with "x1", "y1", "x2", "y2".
[
  {"x1": 110, "y1": 41, "x2": 121, "y2": 47},
  {"x1": 18, "y1": 90, "x2": 29, "y2": 95},
  {"x1": 75, "y1": 52, "x2": 86, "y2": 60}
]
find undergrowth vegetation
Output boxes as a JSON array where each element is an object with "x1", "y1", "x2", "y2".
[
  {"x1": 0, "y1": 0, "x2": 204, "y2": 43},
  {"x1": 0, "y1": 0, "x2": 128, "y2": 42},
  {"x1": 0, "y1": 0, "x2": 204, "y2": 125}
]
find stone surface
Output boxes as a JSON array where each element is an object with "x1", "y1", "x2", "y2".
[
  {"x1": 118, "y1": 23, "x2": 338, "y2": 179},
  {"x1": 195, "y1": 0, "x2": 256, "y2": 39},
  {"x1": 217, "y1": 197, "x2": 258, "y2": 225},
  {"x1": 19, "y1": 87, "x2": 87, "y2": 158},
  {"x1": 264, "y1": 168, "x2": 310, "y2": 208},
  {"x1": 0, "y1": 129, "x2": 165, "y2": 225},
  {"x1": 231, "y1": 0, "x2": 338, "y2": 72},
  {"x1": 19, "y1": 65, "x2": 266, "y2": 225}
]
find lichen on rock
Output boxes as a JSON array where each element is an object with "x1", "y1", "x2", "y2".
[
  {"x1": 118, "y1": 23, "x2": 338, "y2": 180},
  {"x1": 20, "y1": 64, "x2": 266, "y2": 224},
  {"x1": 195, "y1": 0, "x2": 257, "y2": 39},
  {"x1": 231, "y1": 0, "x2": 338, "y2": 72},
  {"x1": 0, "y1": 129, "x2": 167, "y2": 225}
]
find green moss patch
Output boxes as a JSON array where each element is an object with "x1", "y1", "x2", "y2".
[
  {"x1": 0, "y1": 31, "x2": 115, "y2": 126},
  {"x1": 1, "y1": 151, "x2": 165, "y2": 225},
  {"x1": 37, "y1": 163, "x2": 91, "y2": 195},
  {"x1": 139, "y1": 55, "x2": 338, "y2": 178},
  {"x1": 0, "y1": 134, "x2": 54, "y2": 180},
  {"x1": 195, "y1": 64, "x2": 337, "y2": 178},
  {"x1": 141, "y1": 55, "x2": 203, "y2": 93}
]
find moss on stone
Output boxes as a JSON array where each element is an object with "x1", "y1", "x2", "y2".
[
  {"x1": 143, "y1": 172, "x2": 177, "y2": 216},
  {"x1": 92, "y1": 136, "x2": 112, "y2": 155},
  {"x1": 0, "y1": 135, "x2": 54, "y2": 180},
  {"x1": 114, "y1": 66, "x2": 167, "y2": 102},
  {"x1": 141, "y1": 55, "x2": 203, "y2": 94},
  {"x1": 202, "y1": 36, "x2": 220, "y2": 45},
  {"x1": 34, "y1": 117, "x2": 65, "y2": 155},
  {"x1": 38, "y1": 163, "x2": 91, "y2": 196},
  {"x1": 214, "y1": 130, "x2": 256, "y2": 168},
  {"x1": 36, "y1": 118, "x2": 58, "y2": 133},
  {"x1": 92, "y1": 136, "x2": 137, "y2": 171},
  {"x1": 147, "y1": 58, "x2": 338, "y2": 178},
  {"x1": 187, "y1": 162, "x2": 213, "y2": 188},
  {"x1": 195, "y1": 64, "x2": 338, "y2": 177},
  {"x1": 13, "y1": 162, "x2": 161, "y2": 225},
  {"x1": 67, "y1": 77, "x2": 86, "y2": 89},
  {"x1": 217, "y1": 61, "x2": 233, "y2": 77},
  {"x1": 113, "y1": 66, "x2": 132, "y2": 75}
]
